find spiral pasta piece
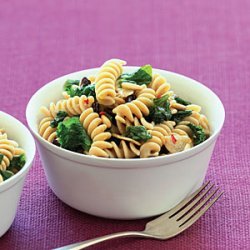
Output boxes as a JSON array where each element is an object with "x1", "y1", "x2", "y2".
[
  {"x1": 170, "y1": 100, "x2": 187, "y2": 111},
  {"x1": 80, "y1": 108, "x2": 112, "y2": 157},
  {"x1": 0, "y1": 131, "x2": 24, "y2": 171},
  {"x1": 105, "y1": 140, "x2": 140, "y2": 158},
  {"x1": 40, "y1": 95, "x2": 95, "y2": 118},
  {"x1": 14, "y1": 147, "x2": 25, "y2": 156},
  {"x1": 170, "y1": 99, "x2": 201, "y2": 114},
  {"x1": 121, "y1": 82, "x2": 144, "y2": 91},
  {"x1": 88, "y1": 141, "x2": 113, "y2": 158},
  {"x1": 100, "y1": 114, "x2": 112, "y2": 129},
  {"x1": 114, "y1": 96, "x2": 126, "y2": 107},
  {"x1": 182, "y1": 112, "x2": 210, "y2": 135},
  {"x1": 0, "y1": 139, "x2": 16, "y2": 171},
  {"x1": 149, "y1": 73, "x2": 171, "y2": 97},
  {"x1": 116, "y1": 120, "x2": 127, "y2": 135},
  {"x1": 140, "y1": 121, "x2": 175, "y2": 158},
  {"x1": 171, "y1": 113, "x2": 209, "y2": 151},
  {"x1": 95, "y1": 59, "x2": 126, "y2": 106},
  {"x1": 38, "y1": 117, "x2": 57, "y2": 142},
  {"x1": 113, "y1": 86, "x2": 156, "y2": 124},
  {"x1": 173, "y1": 121, "x2": 193, "y2": 137}
]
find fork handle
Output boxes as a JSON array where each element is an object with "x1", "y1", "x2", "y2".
[{"x1": 54, "y1": 231, "x2": 150, "y2": 250}]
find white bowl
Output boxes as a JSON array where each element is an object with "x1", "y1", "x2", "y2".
[
  {"x1": 0, "y1": 112, "x2": 36, "y2": 236},
  {"x1": 26, "y1": 67, "x2": 225, "y2": 219}
]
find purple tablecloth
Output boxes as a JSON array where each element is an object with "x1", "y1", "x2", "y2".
[{"x1": 0, "y1": 0, "x2": 249, "y2": 249}]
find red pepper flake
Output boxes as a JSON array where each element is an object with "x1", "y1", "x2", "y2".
[
  {"x1": 99, "y1": 111, "x2": 106, "y2": 116},
  {"x1": 171, "y1": 134, "x2": 177, "y2": 144},
  {"x1": 84, "y1": 99, "x2": 89, "y2": 104},
  {"x1": 157, "y1": 94, "x2": 162, "y2": 99}
]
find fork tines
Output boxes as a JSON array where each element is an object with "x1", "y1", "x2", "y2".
[{"x1": 169, "y1": 181, "x2": 223, "y2": 230}]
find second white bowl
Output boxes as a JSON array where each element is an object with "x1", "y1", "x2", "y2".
[{"x1": 0, "y1": 111, "x2": 36, "y2": 237}]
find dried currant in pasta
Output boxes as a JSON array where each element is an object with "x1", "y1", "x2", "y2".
[
  {"x1": 75, "y1": 147, "x2": 84, "y2": 154},
  {"x1": 108, "y1": 137, "x2": 121, "y2": 145},
  {"x1": 125, "y1": 94, "x2": 136, "y2": 103},
  {"x1": 52, "y1": 138, "x2": 60, "y2": 147},
  {"x1": 92, "y1": 102, "x2": 100, "y2": 113},
  {"x1": 80, "y1": 77, "x2": 91, "y2": 87},
  {"x1": 159, "y1": 146, "x2": 169, "y2": 155}
]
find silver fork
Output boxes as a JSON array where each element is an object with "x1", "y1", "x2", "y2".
[{"x1": 54, "y1": 181, "x2": 223, "y2": 250}]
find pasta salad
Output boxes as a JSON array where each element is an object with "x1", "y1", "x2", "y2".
[
  {"x1": 38, "y1": 59, "x2": 210, "y2": 158},
  {"x1": 0, "y1": 129, "x2": 26, "y2": 183}
]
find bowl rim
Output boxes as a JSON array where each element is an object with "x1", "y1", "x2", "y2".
[
  {"x1": 26, "y1": 67, "x2": 225, "y2": 167},
  {"x1": 0, "y1": 111, "x2": 36, "y2": 192}
]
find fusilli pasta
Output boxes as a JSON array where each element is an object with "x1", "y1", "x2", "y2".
[
  {"x1": 39, "y1": 117, "x2": 57, "y2": 142},
  {"x1": 37, "y1": 59, "x2": 211, "y2": 159},
  {"x1": 149, "y1": 73, "x2": 171, "y2": 97},
  {"x1": 95, "y1": 59, "x2": 126, "y2": 106},
  {"x1": 80, "y1": 108, "x2": 112, "y2": 157},
  {"x1": 40, "y1": 95, "x2": 95, "y2": 118},
  {"x1": 105, "y1": 140, "x2": 140, "y2": 158},
  {"x1": 0, "y1": 129, "x2": 26, "y2": 183},
  {"x1": 140, "y1": 121, "x2": 175, "y2": 158},
  {"x1": 113, "y1": 86, "x2": 156, "y2": 124}
]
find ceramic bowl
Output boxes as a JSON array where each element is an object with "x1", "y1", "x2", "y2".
[
  {"x1": 0, "y1": 111, "x2": 36, "y2": 236},
  {"x1": 26, "y1": 67, "x2": 225, "y2": 219}
]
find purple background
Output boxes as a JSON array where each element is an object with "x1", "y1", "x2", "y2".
[{"x1": 0, "y1": 0, "x2": 249, "y2": 249}]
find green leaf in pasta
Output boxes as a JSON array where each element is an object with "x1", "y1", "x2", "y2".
[
  {"x1": 0, "y1": 170, "x2": 14, "y2": 181},
  {"x1": 175, "y1": 97, "x2": 191, "y2": 106},
  {"x1": 118, "y1": 65, "x2": 152, "y2": 86},
  {"x1": 81, "y1": 84, "x2": 96, "y2": 98},
  {"x1": 125, "y1": 126, "x2": 152, "y2": 142},
  {"x1": 7, "y1": 154, "x2": 26, "y2": 174},
  {"x1": 147, "y1": 95, "x2": 172, "y2": 124},
  {"x1": 0, "y1": 154, "x2": 4, "y2": 164},
  {"x1": 50, "y1": 111, "x2": 68, "y2": 128},
  {"x1": 171, "y1": 110, "x2": 192, "y2": 123},
  {"x1": 63, "y1": 78, "x2": 96, "y2": 98},
  {"x1": 188, "y1": 123, "x2": 206, "y2": 145},
  {"x1": 153, "y1": 94, "x2": 170, "y2": 107},
  {"x1": 57, "y1": 117, "x2": 92, "y2": 152},
  {"x1": 63, "y1": 79, "x2": 80, "y2": 93}
]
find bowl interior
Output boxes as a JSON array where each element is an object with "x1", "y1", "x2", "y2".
[
  {"x1": 0, "y1": 112, "x2": 36, "y2": 189},
  {"x1": 26, "y1": 67, "x2": 225, "y2": 164}
]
